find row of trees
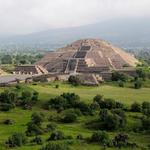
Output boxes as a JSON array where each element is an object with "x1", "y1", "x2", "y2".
[{"x1": 0, "y1": 54, "x2": 43, "y2": 65}]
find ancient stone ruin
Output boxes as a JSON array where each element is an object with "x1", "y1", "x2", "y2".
[{"x1": 13, "y1": 39, "x2": 139, "y2": 85}]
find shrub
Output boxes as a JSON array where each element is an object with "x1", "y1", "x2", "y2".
[
  {"x1": 15, "y1": 85, "x2": 21, "y2": 90},
  {"x1": 55, "y1": 84, "x2": 59, "y2": 88},
  {"x1": 99, "y1": 109, "x2": 126, "y2": 130},
  {"x1": 131, "y1": 102, "x2": 141, "y2": 112},
  {"x1": 47, "y1": 93, "x2": 92, "y2": 115},
  {"x1": 46, "y1": 123, "x2": 57, "y2": 131},
  {"x1": 141, "y1": 117, "x2": 150, "y2": 130},
  {"x1": 93, "y1": 95, "x2": 103, "y2": 103},
  {"x1": 0, "y1": 90, "x2": 17, "y2": 111},
  {"x1": 26, "y1": 112, "x2": 45, "y2": 136},
  {"x1": 20, "y1": 91, "x2": 39, "y2": 108},
  {"x1": 142, "y1": 102, "x2": 150, "y2": 116},
  {"x1": 75, "y1": 101, "x2": 92, "y2": 115},
  {"x1": 112, "y1": 71, "x2": 128, "y2": 82},
  {"x1": 142, "y1": 102, "x2": 150, "y2": 110},
  {"x1": 26, "y1": 122, "x2": 44, "y2": 136},
  {"x1": 103, "y1": 98, "x2": 117, "y2": 109},
  {"x1": 61, "y1": 112, "x2": 77, "y2": 123},
  {"x1": 47, "y1": 131, "x2": 65, "y2": 141},
  {"x1": 31, "y1": 112, "x2": 44, "y2": 126},
  {"x1": 134, "y1": 80, "x2": 142, "y2": 89},
  {"x1": 93, "y1": 95, "x2": 123, "y2": 110},
  {"x1": 21, "y1": 91, "x2": 32, "y2": 105},
  {"x1": 3, "y1": 119, "x2": 14, "y2": 125},
  {"x1": 31, "y1": 136, "x2": 43, "y2": 145},
  {"x1": 68, "y1": 75, "x2": 82, "y2": 86},
  {"x1": 48, "y1": 96, "x2": 67, "y2": 110},
  {"x1": 6, "y1": 133, "x2": 27, "y2": 147},
  {"x1": 61, "y1": 93, "x2": 80, "y2": 107},
  {"x1": 136, "y1": 68, "x2": 147, "y2": 79},
  {"x1": 32, "y1": 91, "x2": 39, "y2": 103},
  {"x1": 90, "y1": 131, "x2": 111, "y2": 146},
  {"x1": 41, "y1": 142, "x2": 70, "y2": 150},
  {"x1": 118, "y1": 80, "x2": 124, "y2": 87},
  {"x1": 113, "y1": 133, "x2": 128, "y2": 148},
  {"x1": 0, "y1": 103, "x2": 14, "y2": 111}
]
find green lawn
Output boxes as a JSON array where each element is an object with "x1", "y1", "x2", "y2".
[
  {"x1": 27, "y1": 82, "x2": 150, "y2": 105},
  {"x1": 0, "y1": 82, "x2": 150, "y2": 150}
]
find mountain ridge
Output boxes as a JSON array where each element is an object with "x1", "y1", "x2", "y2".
[{"x1": 0, "y1": 17, "x2": 150, "y2": 50}]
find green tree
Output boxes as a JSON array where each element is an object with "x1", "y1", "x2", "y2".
[
  {"x1": 90, "y1": 131, "x2": 111, "y2": 146},
  {"x1": 68, "y1": 75, "x2": 82, "y2": 86},
  {"x1": 131, "y1": 102, "x2": 141, "y2": 112},
  {"x1": 1, "y1": 55, "x2": 12, "y2": 64},
  {"x1": 47, "y1": 131, "x2": 64, "y2": 141}
]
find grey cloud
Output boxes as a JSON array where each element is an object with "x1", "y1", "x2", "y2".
[{"x1": 0, "y1": 0, "x2": 149, "y2": 35}]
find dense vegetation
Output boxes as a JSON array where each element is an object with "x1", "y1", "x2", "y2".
[
  {"x1": 0, "y1": 51, "x2": 45, "y2": 73},
  {"x1": 0, "y1": 82, "x2": 150, "y2": 150}
]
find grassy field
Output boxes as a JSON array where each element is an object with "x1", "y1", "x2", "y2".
[
  {"x1": 27, "y1": 82, "x2": 150, "y2": 105},
  {"x1": 0, "y1": 82, "x2": 150, "y2": 150}
]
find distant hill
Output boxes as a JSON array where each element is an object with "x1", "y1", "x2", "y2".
[{"x1": 0, "y1": 18, "x2": 150, "y2": 50}]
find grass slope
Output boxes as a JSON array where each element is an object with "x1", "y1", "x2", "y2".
[{"x1": 0, "y1": 82, "x2": 150, "y2": 150}]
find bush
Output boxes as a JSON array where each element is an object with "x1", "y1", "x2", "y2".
[
  {"x1": 0, "y1": 90, "x2": 17, "y2": 111},
  {"x1": 61, "y1": 93, "x2": 80, "y2": 107},
  {"x1": 6, "y1": 133, "x2": 27, "y2": 147},
  {"x1": 46, "y1": 123, "x2": 57, "y2": 131},
  {"x1": 20, "y1": 91, "x2": 39, "y2": 108},
  {"x1": 0, "y1": 103, "x2": 14, "y2": 111},
  {"x1": 113, "y1": 133, "x2": 128, "y2": 148},
  {"x1": 26, "y1": 122, "x2": 44, "y2": 136},
  {"x1": 26, "y1": 112, "x2": 45, "y2": 136},
  {"x1": 142, "y1": 102, "x2": 150, "y2": 116},
  {"x1": 134, "y1": 80, "x2": 142, "y2": 89},
  {"x1": 47, "y1": 93, "x2": 92, "y2": 115},
  {"x1": 55, "y1": 84, "x2": 59, "y2": 88},
  {"x1": 31, "y1": 112, "x2": 44, "y2": 126},
  {"x1": 142, "y1": 102, "x2": 150, "y2": 110},
  {"x1": 131, "y1": 102, "x2": 141, "y2": 112},
  {"x1": 31, "y1": 136, "x2": 43, "y2": 145},
  {"x1": 93, "y1": 95, "x2": 123, "y2": 110},
  {"x1": 47, "y1": 131, "x2": 65, "y2": 141},
  {"x1": 93, "y1": 95, "x2": 103, "y2": 103},
  {"x1": 3, "y1": 119, "x2": 14, "y2": 125},
  {"x1": 136, "y1": 68, "x2": 147, "y2": 79},
  {"x1": 48, "y1": 96, "x2": 67, "y2": 110},
  {"x1": 61, "y1": 112, "x2": 77, "y2": 123},
  {"x1": 90, "y1": 131, "x2": 111, "y2": 146},
  {"x1": 118, "y1": 80, "x2": 124, "y2": 87},
  {"x1": 15, "y1": 85, "x2": 21, "y2": 89},
  {"x1": 68, "y1": 75, "x2": 82, "y2": 86},
  {"x1": 75, "y1": 101, "x2": 92, "y2": 115},
  {"x1": 112, "y1": 72, "x2": 128, "y2": 82},
  {"x1": 99, "y1": 109, "x2": 126, "y2": 130},
  {"x1": 103, "y1": 99, "x2": 117, "y2": 109},
  {"x1": 141, "y1": 117, "x2": 150, "y2": 130},
  {"x1": 32, "y1": 91, "x2": 39, "y2": 103},
  {"x1": 41, "y1": 142, "x2": 70, "y2": 150}
]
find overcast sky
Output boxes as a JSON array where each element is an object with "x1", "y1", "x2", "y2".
[{"x1": 0, "y1": 0, "x2": 150, "y2": 35}]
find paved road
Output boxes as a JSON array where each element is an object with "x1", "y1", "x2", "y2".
[{"x1": 0, "y1": 74, "x2": 32, "y2": 84}]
